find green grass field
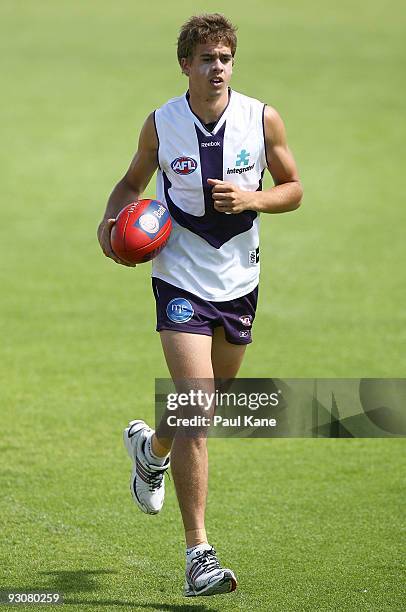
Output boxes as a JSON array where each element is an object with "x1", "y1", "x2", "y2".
[{"x1": 1, "y1": 1, "x2": 405, "y2": 610}]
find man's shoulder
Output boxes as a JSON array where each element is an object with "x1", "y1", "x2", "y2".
[
  {"x1": 230, "y1": 90, "x2": 266, "y2": 125},
  {"x1": 156, "y1": 93, "x2": 186, "y2": 112},
  {"x1": 231, "y1": 89, "x2": 265, "y2": 108}
]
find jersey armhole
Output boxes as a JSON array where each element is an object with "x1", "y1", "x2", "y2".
[
  {"x1": 261, "y1": 104, "x2": 269, "y2": 169},
  {"x1": 153, "y1": 110, "x2": 162, "y2": 171}
]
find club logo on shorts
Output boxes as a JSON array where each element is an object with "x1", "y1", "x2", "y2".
[
  {"x1": 171, "y1": 157, "x2": 198, "y2": 175},
  {"x1": 166, "y1": 298, "x2": 194, "y2": 323},
  {"x1": 138, "y1": 213, "x2": 159, "y2": 234},
  {"x1": 239, "y1": 315, "x2": 252, "y2": 327}
]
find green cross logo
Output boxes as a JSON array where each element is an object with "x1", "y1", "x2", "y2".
[{"x1": 236, "y1": 149, "x2": 250, "y2": 166}]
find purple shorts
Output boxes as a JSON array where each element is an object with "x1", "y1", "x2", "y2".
[{"x1": 152, "y1": 277, "x2": 258, "y2": 345}]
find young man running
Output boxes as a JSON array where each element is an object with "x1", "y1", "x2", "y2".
[{"x1": 98, "y1": 13, "x2": 302, "y2": 597}]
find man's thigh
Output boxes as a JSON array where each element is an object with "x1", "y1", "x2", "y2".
[
  {"x1": 159, "y1": 328, "x2": 246, "y2": 380},
  {"x1": 159, "y1": 330, "x2": 213, "y2": 380},
  {"x1": 211, "y1": 326, "x2": 247, "y2": 379},
  {"x1": 158, "y1": 331, "x2": 214, "y2": 437},
  {"x1": 157, "y1": 329, "x2": 246, "y2": 439}
]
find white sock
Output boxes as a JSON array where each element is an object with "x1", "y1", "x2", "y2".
[{"x1": 144, "y1": 432, "x2": 169, "y2": 466}]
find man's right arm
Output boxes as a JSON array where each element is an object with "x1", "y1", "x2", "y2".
[{"x1": 97, "y1": 112, "x2": 159, "y2": 265}]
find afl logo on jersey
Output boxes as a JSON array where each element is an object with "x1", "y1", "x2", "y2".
[{"x1": 171, "y1": 157, "x2": 198, "y2": 175}]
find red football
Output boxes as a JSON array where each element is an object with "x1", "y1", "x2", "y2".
[{"x1": 110, "y1": 199, "x2": 172, "y2": 264}]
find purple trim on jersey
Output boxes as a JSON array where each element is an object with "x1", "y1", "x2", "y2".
[
  {"x1": 162, "y1": 122, "x2": 257, "y2": 249},
  {"x1": 262, "y1": 104, "x2": 269, "y2": 168},
  {"x1": 185, "y1": 89, "x2": 232, "y2": 135},
  {"x1": 258, "y1": 169, "x2": 265, "y2": 192},
  {"x1": 152, "y1": 277, "x2": 258, "y2": 345}
]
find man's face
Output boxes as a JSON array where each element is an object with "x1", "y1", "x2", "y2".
[{"x1": 181, "y1": 42, "x2": 233, "y2": 99}]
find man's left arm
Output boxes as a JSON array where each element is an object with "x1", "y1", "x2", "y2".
[{"x1": 209, "y1": 105, "x2": 303, "y2": 214}]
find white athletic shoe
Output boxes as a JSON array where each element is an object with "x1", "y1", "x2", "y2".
[
  {"x1": 184, "y1": 544, "x2": 237, "y2": 597},
  {"x1": 123, "y1": 419, "x2": 169, "y2": 515}
]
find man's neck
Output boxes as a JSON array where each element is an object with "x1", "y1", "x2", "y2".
[{"x1": 187, "y1": 88, "x2": 230, "y2": 125}]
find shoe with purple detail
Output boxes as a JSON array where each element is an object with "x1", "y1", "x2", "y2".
[
  {"x1": 184, "y1": 544, "x2": 237, "y2": 597},
  {"x1": 123, "y1": 419, "x2": 169, "y2": 515}
]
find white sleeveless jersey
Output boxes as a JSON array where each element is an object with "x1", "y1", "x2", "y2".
[{"x1": 152, "y1": 89, "x2": 267, "y2": 301}]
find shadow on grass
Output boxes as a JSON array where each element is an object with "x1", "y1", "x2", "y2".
[
  {"x1": 33, "y1": 570, "x2": 220, "y2": 611},
  {"x1": 39, "y1": 569, "x2": 117, "y2": 593}
]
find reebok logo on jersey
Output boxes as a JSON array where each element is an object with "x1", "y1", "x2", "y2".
[{"x1": 201, "y1": 141, "x2": 221, "y2": 148}]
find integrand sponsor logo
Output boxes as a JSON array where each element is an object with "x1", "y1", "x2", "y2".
[
  {"x1": 201, "y1": 141, "x2": 221, "y2": 148},
  {"x1": 227, "y1": 163, "x2": 255, "y2": 174}
]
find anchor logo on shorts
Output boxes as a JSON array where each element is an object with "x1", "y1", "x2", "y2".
[{"x1": 239, "y1": 315, "x2": 252, "y2": 327}]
